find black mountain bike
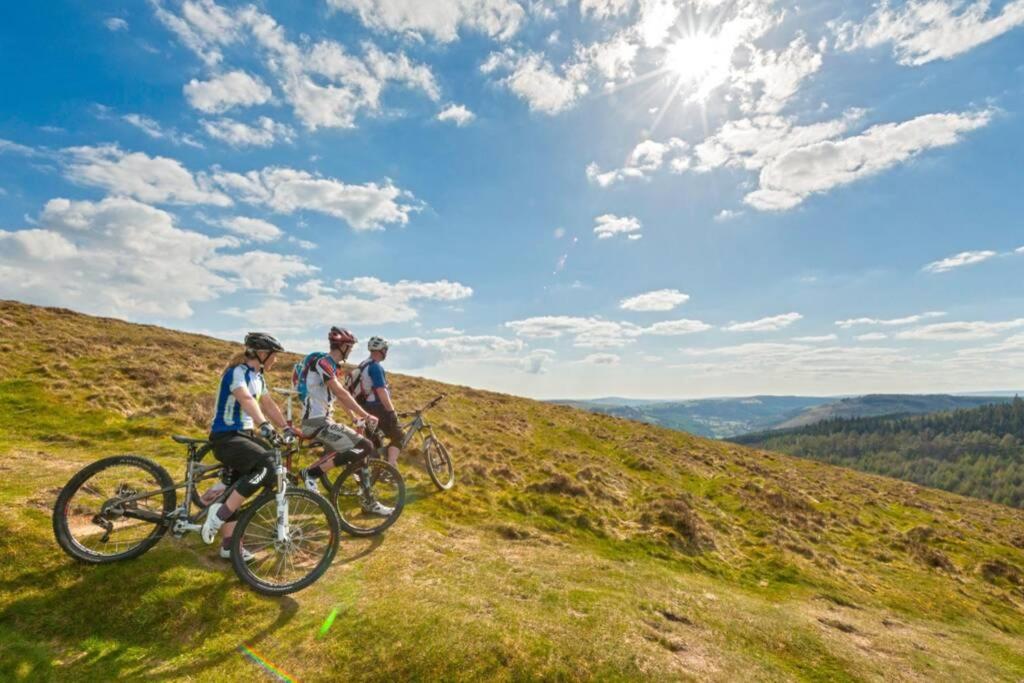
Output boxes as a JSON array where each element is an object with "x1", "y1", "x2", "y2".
[
  {"x1": 394, "y1": 395, "x2": 455, "y2": 491},
  {"x1": 52, "y1": 434, "x2": 341, "y2": 596}
]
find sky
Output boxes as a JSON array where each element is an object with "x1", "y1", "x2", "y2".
[{"x1": 0, "y1": 0, "x2": 1022, "y2": 400}]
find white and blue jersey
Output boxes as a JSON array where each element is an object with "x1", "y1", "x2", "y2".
[
  {"x1": 357, "y1": 359, "x2": 389, "y2": 404},
  {"x1": 211, "y1": 364, "x2": 267, "y2": 433}
]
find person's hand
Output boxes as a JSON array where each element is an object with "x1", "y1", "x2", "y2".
[
  {"x1": 363, "y1": 414, "x2": 380, "y2": 429},
  {"x1": 258, "y1": 421, "x2": 281, "y2": 445},
  {"x1": 281, "y1": 426, "x2": 298, "y2": 445}
]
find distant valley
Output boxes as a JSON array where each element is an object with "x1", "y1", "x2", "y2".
[{"x1": 551, "y1": 393, "x2": 1015, "y2": 439}]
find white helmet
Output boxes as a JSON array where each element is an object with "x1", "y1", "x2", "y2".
[{"x1": 367, "y1": 336, "x2": 389, "y2": 352}]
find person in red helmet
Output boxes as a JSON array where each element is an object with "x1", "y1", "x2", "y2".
[{"x1": 295, "y1": 327, "x2": 384, "y2": 509}]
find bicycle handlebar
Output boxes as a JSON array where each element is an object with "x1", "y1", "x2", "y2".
[{"x1": 400, "y1": 394, "x2": 446, "y2": 418}]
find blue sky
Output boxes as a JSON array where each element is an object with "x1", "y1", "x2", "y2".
[{"x1": 1, "y1": 0, "x2": 1022, "y2": 399}]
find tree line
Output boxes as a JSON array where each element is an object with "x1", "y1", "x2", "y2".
[{"x1": 732, "y1": 398, "x2": 1024, "y2": 508}]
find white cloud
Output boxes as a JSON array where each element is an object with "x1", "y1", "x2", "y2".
[
  {"x1": 184, "y1": 70, "x2": 273, "y2": 113},
  {"x1": 643, "y1": 319, "x2": 712, "y2": 335},
  {"x1": 218, "y1": 216, "x2": 283, "y2": 242},
  {"x1": 0, "y1": 197, "x2": 250, "y2": 318},
  {"x1": 855, "y1": 332, "x2": 888, "y2": 341},
  {"x1": 202, "y1": 116, "x2": 295, "y2": 147},
  {"x1": 593, "y1": 213, "x2": 641, "y2": 239},
  {"x1": 724, "y1": 312, "x2": 803, "y2": 332},
  {"x1": 205, "y1": 251, "x2": 317, "y2": 294},
  {"x1": 835, "y1": 311, "x2": 946, "y2": 328},
  {"x1": 922, "y1": 249, "x2": 998, "y2": 273},
  {"x1": 580, "y1": 0, "x2": 633, "y2": 19},
  {"x1": 792, "y1": 334, "x2": 838, "y2": 342},
  {"x1": 580, "y1": 352, "x2": 621, "y2": 365},
  {"x1": 326, "y1": 0, "x2": 525, "y2": 43},
  {"x1": 637, "y1": 0, "x2": 680, "y2": 48},
  {"x1": 834, "y1": 0, "x2": 1024, "y2": 66},
  {"x1": 483, "y1": 50, "x2": 587, "y2": 114},
  {"x1": 505, "y1": 315, "x2": 643, "y2": 347},
  {"x1": 734, "y1": 33, "x2": 823, "y2": 114},
  {"x1": 211, "y1": 166, "x2": 417, "y2": 230},
  {"x1": 152, "y1": 0, "x2": 243, "y2": 67},
  {"x1": 620, "y1": 288, "x2": 689, "y2": 312},
  {"x1": 391, "y1": 334, "x2": 526, "y2": 370},
  {"x1": 437, "y1": 104, "x2": 476, "y2": 126},
  {"x1": 62, "y1": 145, "x2": 231, "y2": 206},
  {"x1": 745, "y1": 109, "x2": 993, "y2": 211},
  {"x1": 228, "y1": 275, "x2": 473, "y2": 333},
  {"x1": 895, "y1": 319, "x2": 1024, "y2": 341},
  {"x1": 105, "y1": 17, "x2": 129, "y2": 32},
  {"x1": 586, "y1": 138, "x2": 687, "y2": 186},
  {"x1": 714, "y1": 209, "x2": 742, "y2": 222},
  {"x1": 120, "y1": 113, "x2": 204, "y2": 148}
]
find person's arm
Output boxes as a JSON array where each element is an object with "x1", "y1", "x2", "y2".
[
  {"x1": 374, "y1": 386, "x2": 395, "y2": 413},
  {"x1": 233, "y1": 386, "x2": 269, "y2": 426},
  {"x1": 258, "y1": 392, "x2": 289, "y2": 430},
  {"x1": 326, "y1": 377, "x2": 374, "y2": 422}
]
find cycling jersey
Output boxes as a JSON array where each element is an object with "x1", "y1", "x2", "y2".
[
  {"x1": 357, "y1": 359, "x2": 389, "y2": 405},
  {"x1": 211, "y1": 364, "x2": 266, "y2": 433},
  {"x1": 302, "y1": 354, "x2": 340, "y2": 420}
]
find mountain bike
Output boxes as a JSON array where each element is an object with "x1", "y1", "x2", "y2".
[
  {"x1": 273, "y1": 388, "x2": 406, "y2": 538},
  {"x1": 52, "y1": 434, "x2": 341, "y2": 596},
  {"x1": 393, "y1": 395, "x2": 455, "y2": 491}
]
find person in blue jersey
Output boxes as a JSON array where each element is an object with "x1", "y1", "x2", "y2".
[
  {"x1": 201, "y1": 332, "x2": 296, "y2": 561},
  {"x1": 353, "y1": 337, "x2": 404, "y2": 468},
  {"x1": 295, "y1": 327, "x2": 386, "y2": 512}
]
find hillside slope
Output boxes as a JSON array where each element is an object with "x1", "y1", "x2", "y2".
[
  {"x1": 733, "y1": 401, "x2": 1024, "y2": 508},
  {"x1": 774, "y1": 394, "x2": 1010, "y2": 431},
  {"x1": 1, "y1": 300, "x2": 1024, "y2": 682}
]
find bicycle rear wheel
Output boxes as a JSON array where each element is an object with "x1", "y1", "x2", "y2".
[
  {"x1": 330, "y1": 459, "x2": 405, "y2": 536},
  {"x1": 231, "y1": 488, "x2": 340, "y2": 596},
  {"x1": 424, "y1": 437, "x2": 455, "y2": 491},
  {"x1": 53, "y1": 455, "x2": 175, "y2": 563}
]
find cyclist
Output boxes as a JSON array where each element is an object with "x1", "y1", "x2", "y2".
[
  {"x1": 201, "y1": 332, "x2": 296, "y2": 561},
  {"x1": 354, "y1": 336, "x2": 404, "y2": 467},
  {"x1": 296, "y1": 327, "x2": 390, "y2": 515}
]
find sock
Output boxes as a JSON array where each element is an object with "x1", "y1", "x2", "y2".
[
  {"x1": 221, "y1": 537, "x2": 231, "y2": 550},
  {"x1": 216, "y1": 503, "x2": 235, "y2": 522}
]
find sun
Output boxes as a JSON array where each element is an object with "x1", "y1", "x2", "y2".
[{"x1": 662, "y1": 32, "x2": 734, "y2": 101}]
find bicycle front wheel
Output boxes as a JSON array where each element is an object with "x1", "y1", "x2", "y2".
[
  {"x1": 53, "y1": 455, "x2": 175, "y2": 564},
  {"x1": 330, "y1": 459, "x2": 405, "y2": 537},
  {"x1": 231, "y1": 488, "x2": 340, "y2": 596},
  {"x1": 424, "y1": 437, "x2": 455, "y2": 491}
]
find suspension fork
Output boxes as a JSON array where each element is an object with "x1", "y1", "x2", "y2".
[{"x1": 275, "y1": 454, "x2": 289, "y2": 542}]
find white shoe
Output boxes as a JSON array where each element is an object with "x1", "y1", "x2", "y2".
[
  {"x1": 299, "y1": 468, "x2": 320, "y2": 494},
  {"x1": 365, "y1": 501, "x2": 394, "y2": 517},
  {"x1": 201, "y1": 503, "x2": 225, "y2": 544},
  {"x1": 219, "y1": 546, "x2": 256, "y2": 562}
]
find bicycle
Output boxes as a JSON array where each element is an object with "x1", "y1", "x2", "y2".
[
  {"x1": 393, "y1": 395, "x2": 455, "y2": 491},
  {"x1": 52, "y1": 433, "x2": 341, "y2": 596},
  {"x1": 273, "y1": 388, "x2": 406, "y2": 538}
]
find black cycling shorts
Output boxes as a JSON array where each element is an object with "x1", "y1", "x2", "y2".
[
  {"x1": 209, "y1": 430, "x2": 273, "y2": 497},
  {"x1": 363, "y1": 401, "x2": 403, "y2": 447}
]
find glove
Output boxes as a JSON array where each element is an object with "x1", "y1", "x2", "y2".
[
  {"x1": 258, "y1": 421, "x2": 280, "y2": 444},
  {"x1": 281, "y1": 426, "x2": 298, "y2": 445}
]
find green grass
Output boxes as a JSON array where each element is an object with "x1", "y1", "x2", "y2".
[{"x1": 1, "y1": 299, "x2": 1024, "y2": 681}]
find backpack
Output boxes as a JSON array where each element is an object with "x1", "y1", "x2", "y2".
[
  {"x1": 342, "y1": 360, "x2": 371, "y2": 402},
  {"x1": 291, "y1": 351, "x2": 329, "y2": 403}
]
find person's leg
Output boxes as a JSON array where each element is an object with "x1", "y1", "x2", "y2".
[
  {"x1": 202, "y1": 436, "x2": 272, "y2": 545},
  {"x1": 306, "y1": 422, "x2": 363, "y2": 477}
]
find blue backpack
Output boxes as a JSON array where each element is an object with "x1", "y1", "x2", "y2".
[{"x1": 291, "y1": 351, "x2": 330, "y2": 403}]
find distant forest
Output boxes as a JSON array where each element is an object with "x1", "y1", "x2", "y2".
[{"x1": 733, "y1": 398, "x2": 1024, "y2": 508}]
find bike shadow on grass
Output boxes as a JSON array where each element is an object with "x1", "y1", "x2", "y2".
[{"x1": 0, "y1": 542, "x2": 299, "y2": 681}]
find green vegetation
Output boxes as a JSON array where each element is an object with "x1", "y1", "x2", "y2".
[
  {"x1": 1, "y1": 300, "x2": 1023, "y2": 681},
  {"x1": 734, "y1": 400, "x2": 1024, "y2": 508}
]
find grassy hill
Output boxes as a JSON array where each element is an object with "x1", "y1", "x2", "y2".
[
  {"x1": 733, "y1": 401, "x2": 1024, "y2": 508},
  {"x1": 1, "y1": 300, "x2": 1024, "y2": 681}
]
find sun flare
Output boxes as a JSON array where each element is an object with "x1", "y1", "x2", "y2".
[{"x1": 661, "y1": 32, "x2": 734, "y2": 103}]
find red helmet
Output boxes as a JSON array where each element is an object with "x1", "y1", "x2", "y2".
[{"x1": 328, "y1": 326, "x2": 356, "y2": 350}]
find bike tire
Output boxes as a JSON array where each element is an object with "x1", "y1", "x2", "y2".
[
  {"x1": 330, "y1": 459, "x2": 406, "y2": 537},
  {"x1": 230, "y1": 488, "x2": 341, "y2": 596},
  {"x1": 53, "y1": 455, "x2": 175, "y2": 564},
  {"x1": 424, "y1": 437, "x2": 455, "y2": 491}
]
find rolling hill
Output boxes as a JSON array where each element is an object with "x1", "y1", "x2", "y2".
[
  {"x1": 1, "y1": 300, "x2": 1024, "y2": 681},
  {"x1": 771, "y1": 395, "x2": 1013, "y2": 431},
  {"x1": 733, "y1": 401, "x2": 1024, "y2": 509}
]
